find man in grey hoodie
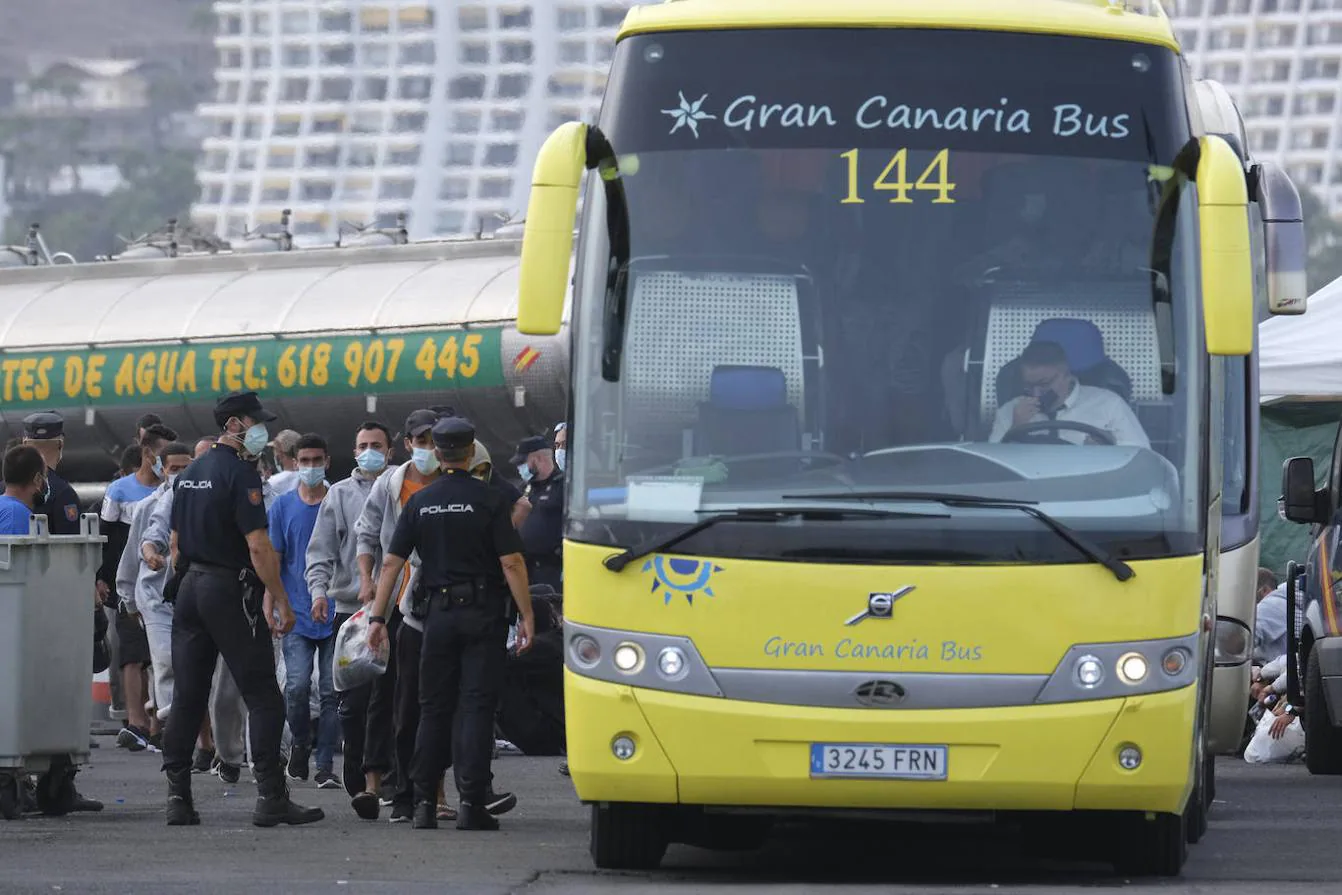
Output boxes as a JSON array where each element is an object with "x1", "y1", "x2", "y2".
[
  {"x1": 305, "y1": 420, "x2": 394, "y2": 818},
  {"x1": 355, "y1": 409, "x2": 444, "y2": 822}
]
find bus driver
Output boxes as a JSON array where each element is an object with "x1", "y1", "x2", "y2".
[{"x1": 987, "y1": 340, "x2": 1150, "y2": 448}]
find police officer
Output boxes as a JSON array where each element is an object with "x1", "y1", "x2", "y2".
[
  {"x1": 160, "y1": 390, "x2": 324, "y2": 828},
  {"x1": 22, "y1": 412, "x2": 82, "y2": 535},
  {"x1": 19, "y1": 411, "x2": 104, "y2": 814},
  {"x1": 510, "y1": 435, "x2": 564, "y2": 591},
  {"x1": 367, "y1": 416, "x2": 535, "y2": 831}
]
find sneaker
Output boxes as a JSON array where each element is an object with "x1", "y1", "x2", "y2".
[
  {"x1": 218, "y1": 762, "x2": 241, "y2": 785},
  {"x1": 116, "y1": 725, "x2": 150, "y2": 752},
  {"x1": 148, "y1": 731, "x2": 163, "y2": 752},
  {"x1": 388, "y1": 802, "x2": 413, "y2": 824},
  {"x1": 314, "y1": 770, "x2": 342, "y2": 790},
  {"x1": 436, "y1": 803, "x2": 458, "y2": 821},
  {"x1": 485, "y1": 789, "x2": 517, "y2": 816},
  {"x1": 558, "y1": 761, "x2": 570, "y2": 777},
  {"x1": 495, "y1": 739, "x2": 524, "y2": 756},
  {"x1": 192, "y1": 748, "x2": 216, "y2": 774},
  {"x1": 287, "y1": 746, "x2": 310, "y2": 782}
]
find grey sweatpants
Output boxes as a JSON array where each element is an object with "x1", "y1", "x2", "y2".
[{"x1": 143, "y1": 596, "x2": 246, "y2": 766}]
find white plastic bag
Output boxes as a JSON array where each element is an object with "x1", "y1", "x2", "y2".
[
  {"x1": 1243, "y1": 708, "x2": 1305, "y2": 764},
  {"x1": 332, "y1": 608, "x2": 389, "y2": 692}
]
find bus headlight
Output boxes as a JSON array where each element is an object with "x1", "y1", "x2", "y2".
[
  {"x1": 1038, "y1": 633, "x2": 1199, "y2": 704},
  {"x1": 569, "y1": 634, "x2": 601, "y2": 668},
  {"x1": 657, "y1": 646, "x2": 687, "y2": 680},
  {"x1": 1162, "y1": 647, "x2": 1191, "y2": 676},
  {"x1": 1213, "y1": 618, "x2": 1251, "y2": 666},
  {"x1": 1117, "y1": 652, "x2": 1149, "y2": 685},
  {"x1": 1075, "y1": 655, "x2": 1105, "y2": 688},
  {"x1": 612, "y1": 642, "x2": 644, "y2": 674}
]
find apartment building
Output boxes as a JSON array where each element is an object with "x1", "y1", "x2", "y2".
[
  {"x1": 193, "y1": 0, "x2": 634, "y2": 242},
  {"x1": 1174, "y1": 0, "x2": 1342, "y2": 210}
]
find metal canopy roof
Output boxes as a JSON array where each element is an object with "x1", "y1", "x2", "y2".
[{"x1": 0, "y1": 237, "x2": 568, "y2": 351}]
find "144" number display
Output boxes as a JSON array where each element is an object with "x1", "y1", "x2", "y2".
[{"x1": 840, "y1": 148, "x2": 956, "y2": 205}]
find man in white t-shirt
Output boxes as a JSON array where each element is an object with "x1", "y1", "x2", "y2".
[{"x1": 988, "y1": 340, "x2": 1149, "y2": 448}]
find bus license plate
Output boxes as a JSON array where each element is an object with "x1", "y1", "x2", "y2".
[{"x1": 810, "y1": 743, "x2": 948, "y2": 780}]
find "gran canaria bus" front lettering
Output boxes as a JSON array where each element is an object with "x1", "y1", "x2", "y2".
[{"x1": 762, "y1": 636, "x2": 984, "y2": 662}]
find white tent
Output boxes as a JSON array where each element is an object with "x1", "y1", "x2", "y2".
[
  {"x1": 1257, "y1": 275, "x2": 1342, "y2": 574},
  {"x1": 1261, "y1": 273, "x2": 1342, "y2": 403}
]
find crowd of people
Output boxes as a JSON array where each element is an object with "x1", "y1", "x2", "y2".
[{"x1": 0, "y1": 400, "x2": 568, "y2": 828}]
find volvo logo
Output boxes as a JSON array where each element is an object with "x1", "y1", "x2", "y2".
[
  {"x1": 854, "y1": 679, "x2": 906, "y2": 707},
  {"x1": 845, "y1": 586, "x2": 916, "y2": 625}
]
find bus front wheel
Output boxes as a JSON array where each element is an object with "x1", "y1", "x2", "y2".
[
  {"x1": 590, "y1": 802, "x2": 669, "y2": 870},
  {"x1": 1111, "y1": 811, "x2": 1187, "y2": 877}
]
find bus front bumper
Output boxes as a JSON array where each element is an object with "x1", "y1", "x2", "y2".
[{"x1": 565, "y1": 671, "x2": 1196, "y2": 815}]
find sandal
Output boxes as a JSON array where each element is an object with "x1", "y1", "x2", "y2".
[{"x1": 351, "y1": 791, "x2": 380, "y2": 820}]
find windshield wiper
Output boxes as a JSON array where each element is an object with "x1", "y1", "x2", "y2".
[
  {"x1": 602, "y1": 506, "x2": 948, "y2": 573},
  {"x1": 779, "y1": 490, "x2": 1135, "y2": 582}
]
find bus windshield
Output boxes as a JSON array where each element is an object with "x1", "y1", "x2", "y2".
[{"x1": 568, "y1": 28, "x2": 1205, "y2": 565}]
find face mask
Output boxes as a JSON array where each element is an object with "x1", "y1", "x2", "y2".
[
  {"x1": 554, "y1": 448, "x2": 567, "y2": 472},
  {"x1": 152, "y1": 456, "x2": 163, "y2": 478},
  {"x1": 517, "y1": 464, "x2": 533, "y2": 484},
  {"x1": 356, "y1": 449, "x2": 387, "y2": 473},
  {"x1": 242, "y1": 423, "x2": 268, "y2": 457},
  {"x1": 412, "y1": 447, "x2": 439, "y2": 475},
  {"x1": 167, "y1": 473, "x2": 179, "y2": 487},
  {"x1": 298, "y1": 466, "x2": 325, "y2": 487}
]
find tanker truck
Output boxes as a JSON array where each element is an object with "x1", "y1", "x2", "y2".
[{"x1": 0, "y1": 234, "x2": 568, "y2": 496}]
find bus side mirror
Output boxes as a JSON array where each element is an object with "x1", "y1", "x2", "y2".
[
  {"x1": 1255, "y1": 161, "x2": 1308, "y2": 316},
  {"x1": 517, "y1": 122, "x2": 588, "y2": 336},
  {"x1": 1196, "y1": 135, "x2": 1254, "y2": 357},
  {"x1": 1281, "y1": 456, "x2": 1326, "y2": 525}
]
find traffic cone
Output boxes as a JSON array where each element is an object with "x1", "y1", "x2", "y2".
[{"x1": 90, "y1": 668, "x2": 119, "y2": 736}]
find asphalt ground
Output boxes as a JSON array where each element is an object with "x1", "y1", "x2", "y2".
[{"x1": 0, "y1": 743, "x2": 1333, "y2": 894}]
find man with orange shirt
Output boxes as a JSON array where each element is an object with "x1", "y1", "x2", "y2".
[{"x1": 354, "y1": 410, "x2": 515, "y2": 824}]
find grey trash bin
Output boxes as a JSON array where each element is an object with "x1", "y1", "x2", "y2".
[{"x1": 0, "y1": 513, "x2": 105, "y2": 819}]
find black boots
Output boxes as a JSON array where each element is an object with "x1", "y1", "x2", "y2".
[
  {"x1": 412, "y1": 800, "x2": 437, "y2": 829},
  {"x1": 252, "y1": 768, "x2": 325, "y2": 827},
  {"x1": 252, "y1": 783, "x2": 323, "y2": 831},
  {"x1": 457, "y1": 799, "x2": 499, "y2": 831},
  {"x1": 165, "y1": 768, "x2": 199, "y2": 826}
]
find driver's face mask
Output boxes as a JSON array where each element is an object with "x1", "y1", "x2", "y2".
[{"x1": 1022, "y1": 368, "x2": 1068, "y2": 414}]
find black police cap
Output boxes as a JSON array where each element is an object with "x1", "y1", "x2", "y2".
[
  {"x1": 431, "y1": 416, "x2": 476, "y2": 450},
  {"x1": 509, "y1": 435, "x2": 550, "y2": 465},
  {"x1": 214, "y1": 390, "x2": 278, "y2": 423},
  {"x1": 22, "y1": 411, "x2": 64, "y2": 440}
]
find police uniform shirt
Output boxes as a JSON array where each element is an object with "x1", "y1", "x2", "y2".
[
  {"x1": 519, "y1": 471, "x2": 565, "y2": 557},
  {"x1": 170, "y1": 443, "x2": 269, "y2": 571},
  {"x1": 37, "y1": 469, "x2": 82, "y2": 535},
  {"x1": 388, "y1": 469, "x2": 524, "y2": 591}
]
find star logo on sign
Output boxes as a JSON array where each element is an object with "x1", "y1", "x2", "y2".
[{"x1": 662, "y1": 91, "x2": 715, "y2": 138}]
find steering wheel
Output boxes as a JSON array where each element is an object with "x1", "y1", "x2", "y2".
[{"x1": 1000, "y1": 420, "x2": 1116, "y2": 446}]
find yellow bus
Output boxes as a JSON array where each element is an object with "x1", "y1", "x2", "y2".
[{"x1": 516, "y1": 0, "x2": 1307, "y2": 876}]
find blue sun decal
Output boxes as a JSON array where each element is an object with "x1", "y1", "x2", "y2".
[{"x1": 642, "y1": 556, "x2": 723, "y2": 606}]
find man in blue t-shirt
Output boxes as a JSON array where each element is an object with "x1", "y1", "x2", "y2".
[
  {"x1": 0, "y1": 445, "x2": 47, "y2": 535},
  {"x1": 268, "y1": 433, "x2": 340, "y2": 789}
]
